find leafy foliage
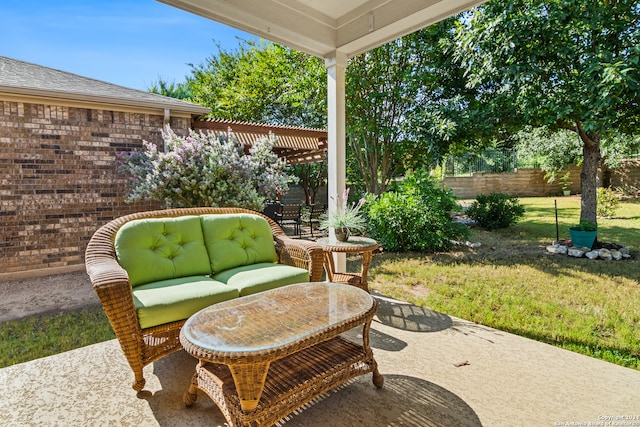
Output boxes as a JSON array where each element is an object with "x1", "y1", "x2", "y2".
[
  {"x1": 455, "y1": 0, "x2": 640, "y2": 224},
  {"x1": 466, "y1": 193, "x2": 525, "y2": 230},
  {"x1": 364, "y1": 170, "x2": 469, "y2": 251},
  {"x1": 148, "y1": 79, "x2": 193, "y2": 99},
  {"x1": 186, "y1": 25, "x2": 481, "y2": 196},
  {"x1": 596, "y1": 188, "x2": 621, "y2": 218},
  {"x1": 576, "y1": 219, "x2": 598, "y2": 232},
  {"x1": 346, "y1": 20, "x2": 482, "y2": 193},
  {"x1": 188, "y1": 39, "x2": 326, "y2": 128},
  {"x1": 516, "y1": 128, "x2": 583, "y2": 173},
  {"x1": 117, "y1": 127, "x2": 294, "y2": 211},
  {"x1": 289, "y1": 159, "x2": 327, "y2": 205}
]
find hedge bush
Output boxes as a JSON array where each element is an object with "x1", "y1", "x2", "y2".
[
  {"x1": 465, "y1": 193, "x2": 525, "y2": 230},
  {"x1": 365, "y1": 171, "x2": 469, "y2": 252}
]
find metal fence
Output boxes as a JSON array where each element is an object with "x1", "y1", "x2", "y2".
[{"x1": 444, "y1": 149, "x2": 539, "y2": 176}]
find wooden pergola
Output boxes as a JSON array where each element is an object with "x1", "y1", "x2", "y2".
[{"x1": 195, "y1": 118, "x2": 326, "y2": 165}]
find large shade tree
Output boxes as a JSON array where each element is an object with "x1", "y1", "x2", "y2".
[
  {"x1": 188, "y1": 39, "x2": 327, "y2": 128},
  {"x1": 346, "y1": 20, "x2": 479, "y2": 194},
  {"x1": 455, "y1": 0, "x2": 640, "y2": 224},
  {"x1": 346, "y1": 32, "x2": 429, "y2": 194},
  {"x1": 187, "y1": 30, "x2": 470, "y2": 196}
]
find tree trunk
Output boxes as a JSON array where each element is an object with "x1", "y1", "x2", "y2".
[
  {"x1": 576, "y1": 123, "x2": 601, "y2": 226},
  {"x1": 298, "y1": 165, "x2": 312, "y2": 205}
]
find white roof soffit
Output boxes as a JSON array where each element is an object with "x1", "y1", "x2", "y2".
[{"x1": 158, "y1": 0, "x2": 487, "y2": 59}]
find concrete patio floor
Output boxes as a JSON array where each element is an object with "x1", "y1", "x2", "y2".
[{"x1": 1, "y1": 293, "x2": 639, "y2": 427}]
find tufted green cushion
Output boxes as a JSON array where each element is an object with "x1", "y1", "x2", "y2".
[
  {"x1": 115, "y1": 216, "x2": 212, "y2": 287},
  {"x1": 213, "y1": 263, "x2": 310, "y2": 296},
  {"x1": 201, "y1": 214, "x2": 278, "y2": 273},
  {"x1": 132, "y1": 276, "x2": 238, "y2": 329}
]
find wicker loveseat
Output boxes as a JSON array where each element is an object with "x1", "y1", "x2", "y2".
[{"x1": 85, "y1": 207, "x2": 323, "y2": 392}]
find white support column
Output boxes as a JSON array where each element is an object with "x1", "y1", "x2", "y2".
[{"x1": 325, "y1": 52, "x2": 347, "y2": 273}]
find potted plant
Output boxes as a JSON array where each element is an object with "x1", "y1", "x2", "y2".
[
  {"x1": 319, "y1": 188, "x2": 367, "y2": 241},
  {"x1": 559, "y1": 171, "x2": 572, "y2": 196},
  {"x1": 568, "y1": 219, "x2": 597, "y2": 249}
]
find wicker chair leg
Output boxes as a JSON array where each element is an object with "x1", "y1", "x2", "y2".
[
  {"x1": 183, "y1": 390, "x2": 198, "y2": 407},
  {"x1": 373, "y1": 368, "x2": 384, "y2": 388},
  {"x1": 132, "y1": 372, "x2": 146, "y2": 392}
]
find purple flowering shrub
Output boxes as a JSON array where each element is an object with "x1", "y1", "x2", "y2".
[{"x1": 117, "y1": 126, "x2": 295, "y2": 210}]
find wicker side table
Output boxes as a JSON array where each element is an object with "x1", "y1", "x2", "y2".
[{"x1": 316, "y1": 236, "x2": 379, "y2": 292}]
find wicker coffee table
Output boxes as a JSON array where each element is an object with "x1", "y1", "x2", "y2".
[{"x1": 180, "y1": 282, "x2": 383, "y2": 427}]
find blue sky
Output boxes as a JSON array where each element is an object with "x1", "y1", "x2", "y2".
[{"x1": 0, "y1": 0, "x2": 255, "y2": 90}]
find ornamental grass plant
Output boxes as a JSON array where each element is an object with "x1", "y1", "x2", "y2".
[{"x1": 318, "y1": 188, "x2": 367, "y2": 234}]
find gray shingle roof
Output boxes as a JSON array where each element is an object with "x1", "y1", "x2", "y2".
[{"x1": 0, "y1": 56, "x2": 209, "y2": 114}]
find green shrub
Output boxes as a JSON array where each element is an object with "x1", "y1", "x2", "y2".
[
  {"x1": 364, "y1": 170, "x2": 469, "y2": 252},
  {"x1": 577, "y1": 219, "x2": 597, "y2": 231},
  {"x1": 596, "y1": 187, "x2": 621, "y2": 218},
  {"x1": 466, "y1": 193, "x2": 525, "y2": 230}
]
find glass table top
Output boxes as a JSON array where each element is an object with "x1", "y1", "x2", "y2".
[
  {"x1": 182, "y1": 282, "x2": 374, "y2": 354},
  {"x1": 316, "y1": 236, "x2": 378, "y2": 249}
]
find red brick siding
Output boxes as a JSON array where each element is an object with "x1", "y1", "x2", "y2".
[{"x1": 0, "y1": 100, "x2": 190, "y2": 274}]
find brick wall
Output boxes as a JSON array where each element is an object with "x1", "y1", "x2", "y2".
[{"x1": 0, "y1": 100, "x2": 191, "y2": 276}]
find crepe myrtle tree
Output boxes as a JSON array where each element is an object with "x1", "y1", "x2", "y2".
[{"x1": 117, "y1": 126, "x2": 295, "y2": 211}]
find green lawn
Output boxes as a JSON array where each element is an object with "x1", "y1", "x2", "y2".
[
  {"x1": 0, "y1": 308, "x2": 114, "y2": 368},
  {"x1": 1, "y1": 196, "x2": 638, "y2": 370},
  {"x1": 369, "y1": 196, "x2": 640, "y2": 370}
]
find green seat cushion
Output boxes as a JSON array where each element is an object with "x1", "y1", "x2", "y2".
[
  {"x1": 114, "y1": 216, "x2": 212, "y2": 287},
  {"x1": 132, "y1": 276, "x2": 238, "y2": 329},
  {"x1": 201, "y1": 214, "x2": 278, "y2": 273},
  {"x1": 212, "y1": 263, "x2": 309, "y2": 296}
]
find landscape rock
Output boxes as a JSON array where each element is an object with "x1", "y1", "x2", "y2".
[
  {"x1": 568, "y1": 248, "x2": 584, "y2": 257},
  {"x1": 585, "y1": 251, "x2": 599, "y2": 260},
  {"x1": 546, "y1": 241, "x2": 631, "y2": 261},
  {"x1": 598, "y1": 248, "x2": 613, "y2": 261},
  {"x1": 451, "y1": 240, "x2": 482, "y2": 248}
]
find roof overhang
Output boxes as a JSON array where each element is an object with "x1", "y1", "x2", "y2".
[
  {"x1": 0, "y1": 86, "x2": 209, "y2": 117},
  {"x1": 158, "y1": 0, "x2": 487, "y2": 59}
]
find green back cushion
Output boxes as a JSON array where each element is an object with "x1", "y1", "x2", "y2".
[
  {"x1": 115, "y1": 216, "x2": 212, "y2": 287},
  {"x1": 201, "y1": 214, "x2": 278, "y2": 273}
]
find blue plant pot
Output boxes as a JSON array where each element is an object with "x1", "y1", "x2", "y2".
[{"x1": 568, "y1": 227, "x2": 597, "y2": 249}]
